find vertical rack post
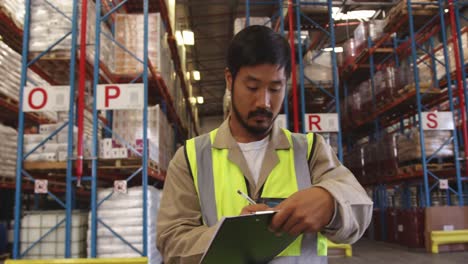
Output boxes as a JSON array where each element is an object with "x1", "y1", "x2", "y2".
[
  {"x1": 295, "y1": 0, "x2": 305, "y2": 133},
  {"x1": 407, "y1": 0, "x2": 430, "y2": 206},
  {"x1": 13, "y1": 0, "x2": 31, "y2": 258},
  {"x1": 142, "y1": 0, "x2": 149, "y2": 256},
  {"x1": 439, "y1": 0, "x2": 464, "y2": 205},
  {"x1": 90, "y1": 0, "x2": 102, "y2": 257},
  {"x1": 64, "y1": 0, "x2": 81, "y2": 257},
  {"x1": 327, "y1": 0, "x2": 343, "y2": 161}
]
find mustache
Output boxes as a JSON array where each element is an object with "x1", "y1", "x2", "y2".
[{"x1": 248, "y1": 108, "x2": 273, "y2": 119}]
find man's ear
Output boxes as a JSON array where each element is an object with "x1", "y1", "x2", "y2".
[{"x1": 225, "y1": 68, "x2": 232, "y2": 92}]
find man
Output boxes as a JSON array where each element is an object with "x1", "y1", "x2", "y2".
[{"x1": 157, "y1": 25, "x2": 373, "y2": 264}]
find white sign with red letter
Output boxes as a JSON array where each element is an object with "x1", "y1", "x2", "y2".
[
  {"x1": 304, "y1": 113, "x2": 339, "y2": 132},
  {"x1": 97, "y1": 84, "x2": 143, "y2": 110},
  {"x1": 23, "y1": 86, "x2": 70, "y2": 112},
  {"x1": 422, "y1": 112, "x2": 454, "y2": 130},
  {"x1": 275, "y1": 114, "x2": 287, "y2": 128}
]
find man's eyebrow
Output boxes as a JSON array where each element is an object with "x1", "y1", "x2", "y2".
[
  {"x1": 245, "y1": 75, "x2": 261, "y2": 82},
  {"x1": 245, "y1": 75, "x2": 285, "y2": 85}
]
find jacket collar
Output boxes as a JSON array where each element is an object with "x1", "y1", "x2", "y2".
[{"x1": 211, "y1": 117, "x2": 291, "y2": 149}]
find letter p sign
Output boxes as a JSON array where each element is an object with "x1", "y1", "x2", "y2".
[
  {"x1": 105, "y1": 86, "x2": 120, "y2": 107},
  {"x1": 97, "y1": 84, "x2": 143, "y2": 110}
]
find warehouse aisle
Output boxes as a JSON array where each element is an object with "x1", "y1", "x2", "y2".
[{"x1": 329, "y1": 239, "x2": 468, "y2": 264}]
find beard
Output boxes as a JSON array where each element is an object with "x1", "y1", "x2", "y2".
[{"x1": 231, "y1": 96, "x2": 278, "y2": 136}]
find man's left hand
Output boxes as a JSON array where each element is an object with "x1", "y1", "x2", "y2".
[{"x1": 270, "y1": 187, "x2": 335, "y2": 236}]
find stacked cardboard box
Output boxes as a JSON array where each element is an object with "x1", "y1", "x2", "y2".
[
  {"x1": 113, "y1": 13, "x2": 164, "y2": 76},
  {"x1": 396, "y1": 128, "x2": 453, "y2": 164},
  {"x1": 112, "y1": 105, "x2": 174, "y2": 170}
]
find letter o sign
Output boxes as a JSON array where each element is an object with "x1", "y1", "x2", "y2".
[{"x1": 28, "y1": 87, "x2": 48, "y2": 110}]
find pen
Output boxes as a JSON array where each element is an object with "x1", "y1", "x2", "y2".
[{"x1": 237, "y1": 189, "x2": 257, "y2": 205}]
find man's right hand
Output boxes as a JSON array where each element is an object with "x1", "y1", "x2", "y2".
[{"x1": 240, "y1": 203, "x2": 270, "y2": 215}]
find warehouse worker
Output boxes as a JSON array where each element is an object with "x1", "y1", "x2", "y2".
[{"x1": 156, "y1": 25, "x2": 373, "y2": 264}]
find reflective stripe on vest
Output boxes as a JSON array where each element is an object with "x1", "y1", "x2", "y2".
[{"x1": 185, "y1": 129, "x2": 327, "y2": 262}]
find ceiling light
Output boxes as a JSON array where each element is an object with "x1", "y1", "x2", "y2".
[
  {"x1": 192, "y1": 70, "x2": 201, "y2": 81},
  {"x1": 182, "y1": 30, "x2": 195, "y2": 45},
  {"x1": 444, "y1": 9, "x2": 449, "y2": 13},
  {"x1": 322, "y1": 47, "x2": 343, "y2": 53},
  {"x1": 197, "y1": 96, "x2": 204, "y2": 104},
  {"x1": 175, "y1": 31, "x2": 184, "y2": 46}
]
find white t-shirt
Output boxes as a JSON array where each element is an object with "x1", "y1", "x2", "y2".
[{"x1": 237, "y1": 137, "x2": 269, "y2": 185}]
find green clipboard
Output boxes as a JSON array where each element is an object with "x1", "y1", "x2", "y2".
[{"x1": 200, "y1": 211, "x2": 298, "y2": 264}]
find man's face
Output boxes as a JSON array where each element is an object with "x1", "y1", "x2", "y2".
[{"x1": 226, "y1": 64, "x2": 286, "y2": 137}]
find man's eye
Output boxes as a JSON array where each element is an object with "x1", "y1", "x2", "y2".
[
  {"x1": 247, "y1": 87, "x2": 258, "y2": 91},
  {"x1": 270, "y1": 88, "x2": 281, "y2": 93}
]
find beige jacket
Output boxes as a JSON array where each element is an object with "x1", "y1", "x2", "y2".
[{"x1": 156, "y1": 120, "x2": 373, "y2": 264}]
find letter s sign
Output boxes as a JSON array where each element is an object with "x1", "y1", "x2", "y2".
[{"x1": 422, "y1": 112, "x2": 454, "y2": 130}]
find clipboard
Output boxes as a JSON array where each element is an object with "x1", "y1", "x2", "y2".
[{"x1": 200, "y1": 211, "x2": 298, "y2": 264}]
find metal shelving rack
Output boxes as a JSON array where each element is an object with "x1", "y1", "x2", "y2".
[
  {"x1": 13, "y1": 0, "x2": 82, "y2": 259},
  {"x1": 9, "y1": 0, "x2": 196, "y2": 261},
  {"x1": 245, "y1": 0, "x2": 343, "y2": 160},
  {"x1": 341, "y1": 0, "x2": 468, "y2": 242}
]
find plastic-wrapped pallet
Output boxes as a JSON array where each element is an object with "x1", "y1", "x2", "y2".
[
  {"x1": 87, "y1": 186, "x2": 162, "y2": 263},
  {"x1": 303, "y1": 50, "x2": 333, "y2": 84},
  {"x1": 0, "y1": 41, "x2": 57, "y2": 122},
  {"x1": 234, "y1": 17, "x2": 271, "y2": 35},
  {"x1": 28, "y1": 0, "x2": 113, "y2": 71},
  {"x1": 396, "y1": 128, "x2": 454, "y2": 164},
  {"x1": 20, "y1": 210, "x2": 87, "y2": 259},
  {"x1": 0, "y1": 124, "x2": 17, "y2": 178},
  {"x1": 24, "y1": 123, "x2": 77, "y2": 162},
  {"x1": 0, "y1": 0, "x2": 25, "y2": 28},
  {"x1": 113, "y1": 13, "x2": 164, "y2": 76}
]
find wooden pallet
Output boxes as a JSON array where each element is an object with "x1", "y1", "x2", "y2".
[
  {"x1": 384, "y1": 0, "x2": 439, "y2": 32},
  {"x1": 23, "y1": 161, "x2": 68, "y2": 170},
  {"x1": 397, "y1": 83, "x2": 441, "y2": 95},
  {"x1": 0, "y1": 176, "x2": 15, "y2": 184},
  {"x1": 398, "y1": 162, "x2": 454, "y2": 175},
  {"x1": 98, "y1": 157, "x2": 160, "y2": 171}
]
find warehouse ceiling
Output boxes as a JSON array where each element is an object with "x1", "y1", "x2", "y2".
[{"x1": 183, "y1": 0, "x2": 399, "y2": 118}]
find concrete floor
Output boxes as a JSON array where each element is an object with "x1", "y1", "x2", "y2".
[{"x1": 329, "y1": 239, "x2": 468, "y2": 264}]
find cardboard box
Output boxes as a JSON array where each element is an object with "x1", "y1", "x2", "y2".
[{"x1": 424, "y1": 206, "x2": 468, "y2": 253}]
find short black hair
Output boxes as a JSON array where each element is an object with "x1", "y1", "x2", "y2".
[{"x1": 227, "y1": 25, "x2": 291, "y2": 81}]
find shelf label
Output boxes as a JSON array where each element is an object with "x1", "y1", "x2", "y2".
[
  {"x1": 34, "y1": 179, "x2": 48, "y2": 194},
  {"x1": 305, "y1": 113, "x2": 339, "y2": 132},
  {"x1": 439, "y1": 179, "x2": 449, "y2": 190},
  {"x1": 97, "y1": 84, "x2": 143, "y2": 110},
  {"x1": 23, "y1": 86, "x2": 70, "y2": 112},
  {"x1": 422, "y1": 112, "x2": 454, "y2": 130},
  {"x1": 114, "y1": 180, "x2": 127, "y2": 194}
]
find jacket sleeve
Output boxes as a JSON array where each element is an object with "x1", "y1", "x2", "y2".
[
  {"x1": 156, "y1": 147, "x2": 218, "y2": 264},
  {"x1": 310, "y1": 134, "x2": 373, "y2": 244}
]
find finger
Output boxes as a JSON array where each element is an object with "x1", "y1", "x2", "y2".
[
  {"x1": 288, "y1": 222, "x2": 307, "y2": 236},
  {"x1": 270, "y1": 205, "x2": 292, "y2": 232},
  {"x1": 240, "y1": 204, "x2": 270, "y2": 215},
  {"x1": 280, "y1": 213, "x2": 302, "y2": 234}
]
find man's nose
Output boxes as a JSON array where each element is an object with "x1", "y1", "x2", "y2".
[{"x1": 256, "y1": 88, "x2": 271, "y2": 109}]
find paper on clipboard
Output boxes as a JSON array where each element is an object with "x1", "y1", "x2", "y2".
[{"x1": 200, "y1": 211, "x2": 298, "y2": 264}]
